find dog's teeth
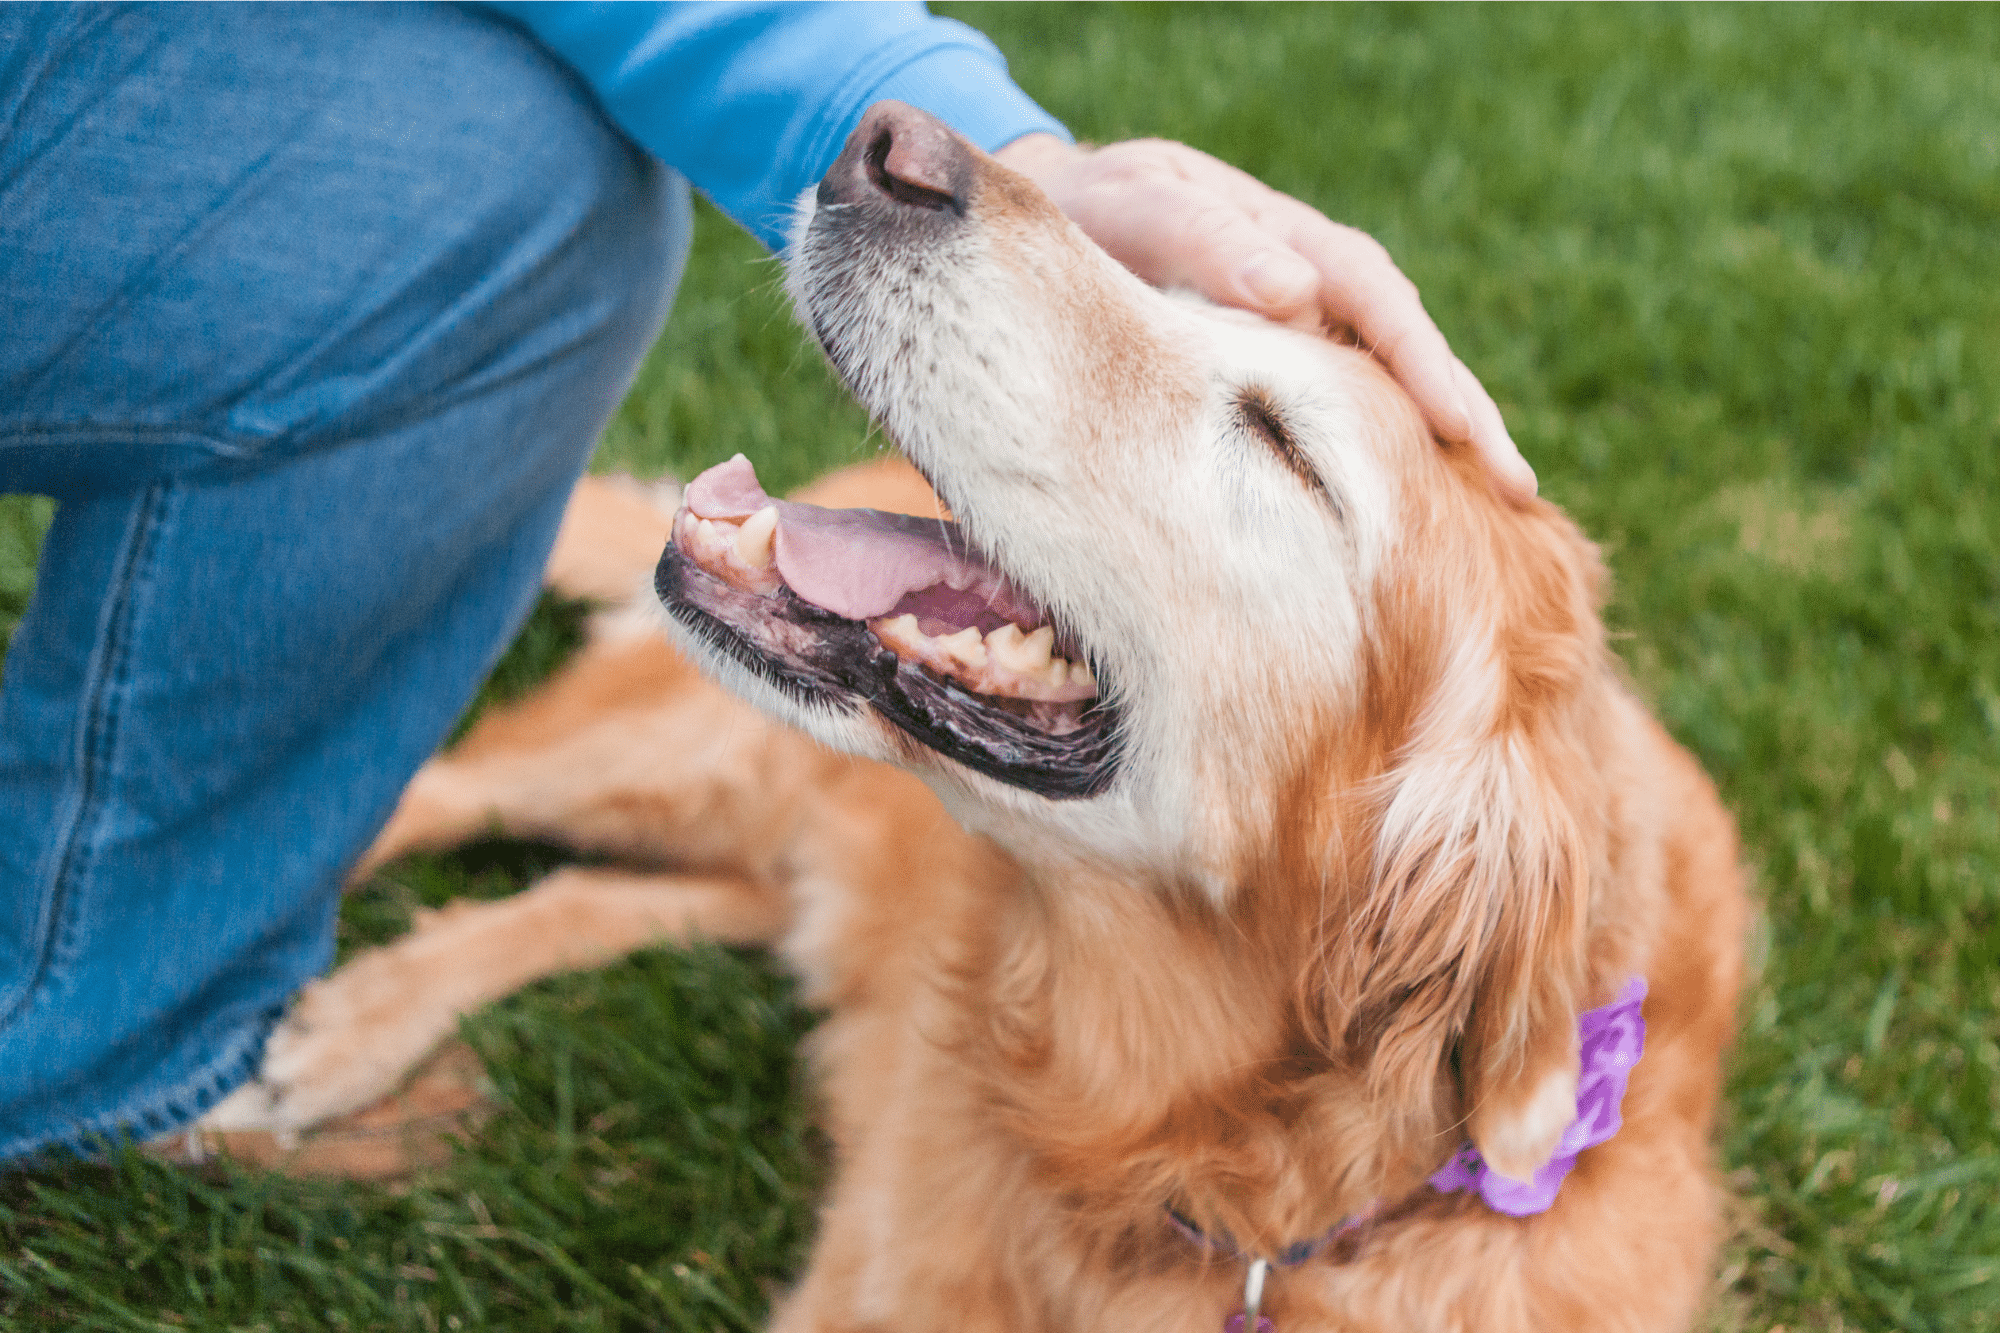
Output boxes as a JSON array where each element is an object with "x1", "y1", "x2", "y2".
[
  {"x1": 864, "y1": 616, "x2": 1095, "y2": 702},
  {"x1": 939, "y1": 626, "x2": 987, "y2": 667},
  {"x1": 873, "y1": 614, "x2": 923, "y2": 654},
  {"x1": 991, "y1": 625, "x2": 1052, "y2": 673},
  {"x1": 988, "y1": 623, "x2": 1053, "y2": 672},
  {"x1": 694, "y1": 518, "x2": 725, "y2": 558},
  {"x1": 735, "y1": 506, "x2": 778, "y2": 568},
  {"x1": 986, "y1": 623, "x2": 1027, "y2": 670}
]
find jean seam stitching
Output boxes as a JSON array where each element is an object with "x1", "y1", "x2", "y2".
[
  {"x1": 0, "y1": 423, "x2": 256, "y2": 457},
  {"x1": 0, "y1": 480, "x2": 174, "y2": 1033}
]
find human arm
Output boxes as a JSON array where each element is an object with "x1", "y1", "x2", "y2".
[{"x1": 478, "y1": 1, "x2": 1067, "y2": 250}]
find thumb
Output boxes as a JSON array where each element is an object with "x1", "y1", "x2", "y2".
[
  {"x1": 1086, "y1": 185, "x2": 1319, "y2": 318},
  {"x1": 1230, "y1": 247, "x2": 1320, "y2": 315}
]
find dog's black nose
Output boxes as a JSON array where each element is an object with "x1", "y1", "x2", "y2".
[{"x1": 819, "y1": 100, "x2": 972, "y2": 216}]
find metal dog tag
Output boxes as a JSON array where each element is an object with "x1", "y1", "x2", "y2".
[{"x1": 1224, "y1": 1256, "x2": 1274, "y2": 1333}]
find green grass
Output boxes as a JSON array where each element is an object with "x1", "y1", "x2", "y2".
[{"x1": 4, "y1": 4, "x2": 1997, "y2": 1329}]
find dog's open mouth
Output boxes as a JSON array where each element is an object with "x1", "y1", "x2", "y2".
[{"x1": 656, "y1": 456, "x2": 1120, "y2": 799}]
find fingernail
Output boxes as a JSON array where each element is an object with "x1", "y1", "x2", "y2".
[
  {"x1": 1237, "y1": 252, "x2": 1317, "y2": 307},
  {"x1": 1452, "y1": 388, "x2": 1476, "y2": 441},
  {"x1": 1443, "y1": 366, "x2": 1476, "y2": 441},
  {"x1": 1501, "y1": 435, "x2": 1538, "y2": 501}
]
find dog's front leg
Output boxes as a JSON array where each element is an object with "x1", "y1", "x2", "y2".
[
  {"x1": 201, "y1": 866, "x2": 788, "y2": 1136},
  {"x1": 355, "y1": 633, "x2": 822, "y2": 880}
]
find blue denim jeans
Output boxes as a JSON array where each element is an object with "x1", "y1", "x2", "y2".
[{"x1": 0, "y1": 3, "x2": 690, "y2": 1161}]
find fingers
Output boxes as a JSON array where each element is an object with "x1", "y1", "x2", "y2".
[
  {"x1": 1000, "y1": 140, "x2": 1317, "y2": 323},
  {"x1": 1161, "y1": 199, "x2": 1319, "y2": 315},
  {"x1": 1269, "y1": 204, "x2": 1473, "y2": 446},
  {"x1": 1265, "y1": 199, "x2": 1532, "y2": 503},
  {"x1": 1454, "y1": 358, "x2": 1537, "y2": 503},
  {"x1": 1064, "y1": 170, "x2": 1321, "y2": 319}
]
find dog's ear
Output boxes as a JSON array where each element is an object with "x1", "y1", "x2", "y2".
[
  {"x1": 1328, "y1": 506, "x2": 1609, "y2": 1182},
  {"x1": 1337, "y1": 730, "x2": 1593, "y2": 1181}
]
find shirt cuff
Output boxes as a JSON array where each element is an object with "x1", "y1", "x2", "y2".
[{"x1": 867, "y1": 42, "x2": 1072, "y2": 158}]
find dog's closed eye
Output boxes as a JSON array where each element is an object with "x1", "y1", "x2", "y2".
[{"x1": 1236, "y1": 386, "x2": 1340, "y2": 518}]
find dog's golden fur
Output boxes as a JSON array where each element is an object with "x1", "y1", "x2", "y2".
[
  {"x1": 241, "y1": 445, "x2": 1745, "y2": 1330},
  {"x1": 212, "y1": 109, "x2": 1746, "y2": 1331}
]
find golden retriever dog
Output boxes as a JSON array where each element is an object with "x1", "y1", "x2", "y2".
[{"x1": 199, "y1": 102, "x2": 1746, "y2": 1331}]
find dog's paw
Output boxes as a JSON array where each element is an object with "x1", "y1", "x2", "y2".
[{"x1": 200, "y1": 948, "x2": 465, "y2": 1134}]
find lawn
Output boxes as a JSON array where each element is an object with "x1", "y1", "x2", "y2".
[{"x1": 3, "y1": 4, "x2": 1996, "y2": 1330}]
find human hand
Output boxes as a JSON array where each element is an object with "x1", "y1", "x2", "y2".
[{"x1": 994, "y1": 133, "x2": 1535, "y2": 504}]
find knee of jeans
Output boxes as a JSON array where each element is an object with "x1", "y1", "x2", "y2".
[
  {"x1": 2, "y1": 3, "x2": 689, "y2": 494},
  {"x1": 421, "y1": 8, "x2": 694, "y2": 352},
  {"x1": 212, "y1": 4, "x2": 693, "y2": 458}
]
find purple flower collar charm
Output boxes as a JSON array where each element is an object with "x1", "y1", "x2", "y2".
[{"x1": 1430, "y1": 977, "x2": 1648, "y2": 1215}]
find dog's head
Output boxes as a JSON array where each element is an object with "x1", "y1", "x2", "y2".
[{"x1": 658, "y1": 103, "x2": 1617, "y2": 1215}]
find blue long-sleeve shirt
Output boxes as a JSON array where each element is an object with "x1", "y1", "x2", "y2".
[{"x1": 478, "y1": 2, "x2": 1070, "y2": 250}]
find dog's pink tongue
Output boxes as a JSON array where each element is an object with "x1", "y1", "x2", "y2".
[{"x1": 683, "y1": 454, "x2": 1031, "y2": 624}]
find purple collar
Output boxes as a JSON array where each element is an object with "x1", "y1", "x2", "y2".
[
  {"x1": 1429, "y1": 976, "x2": 1648, "y2": 1215},
  {"x1": 1166, "y1": 1202, "x2": 1372, "y2": 1269},
  {"x1": 1178, "y1": 978, "x2": 1648, "y2": 1333}
]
